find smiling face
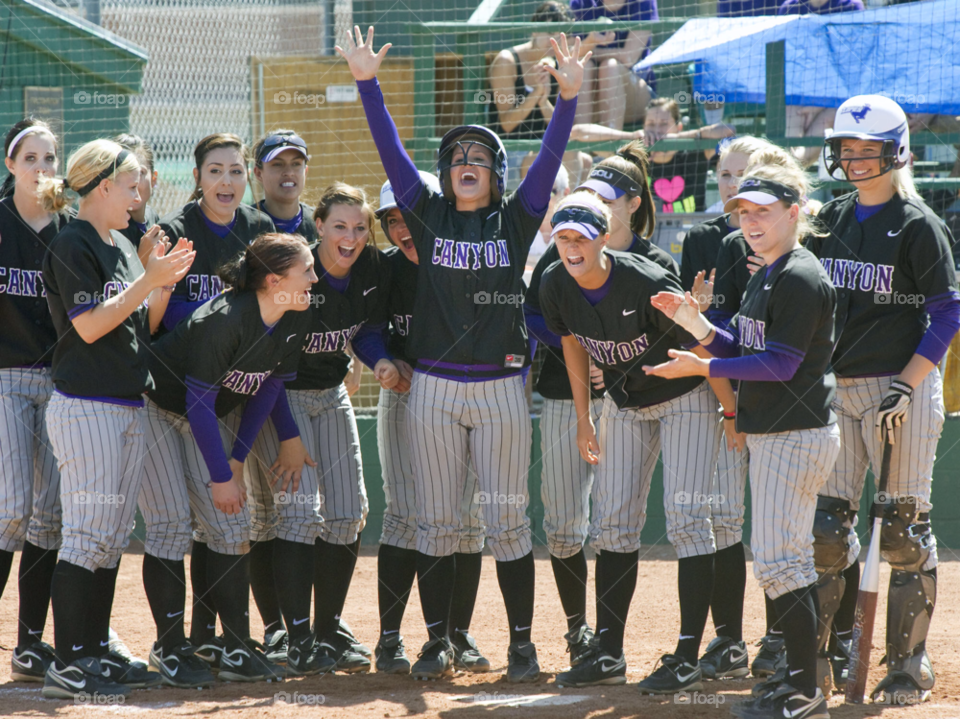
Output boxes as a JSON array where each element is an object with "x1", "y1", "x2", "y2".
[
  {"x1": 316, "y1": 203, "x2": 370, "y2": 275},
  {"x1": 384, "y1": 207, "x2": 417, "y2": 264},
  {"x1": 449, "y1": 141, "x2": 493, "y2": 206},
  {"x1": 737, "y1": 199, "x2": 798, "y2": 257},
  {"x1": 583, "y1": 187, "x2": 639, "y2": 243},
  {"x1": 717, "y1": 151, "x2": 750, "y2": 206},
  {"x1": 195, "y1": 146, "x2": 247, "y2": 219},
  {"x1": 838, "y1": 138, "x2": 887, "y2": 187},
  {"x1": 129, "y1": 161, "x2": 156, "y2": 219},
  {"x1": 271, "y1": 245, "x2": 318, "y2": 311},
  {"x1": 554, "y1": 228, "x2": 607, "y2": 282},
  {"x1": 6, "y1": 132, "x2": 58, "y2": 197},
  {"x1": 644, "y1": 106, "x2": 681, "y2": 161},
  {"x1": 100, "y1": 168, "x2": 142, "y2": 231},
  {"x1": 256, "y1": 148, "x2": 307, "y2": 204}
]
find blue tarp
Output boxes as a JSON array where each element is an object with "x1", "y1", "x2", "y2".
[{"x1": 636, "y1": 0, "x2": 960, "y2": 114}]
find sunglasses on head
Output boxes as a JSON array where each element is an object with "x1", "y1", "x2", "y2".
[
  {"x1": 551, "y1": 206, "x2": 608, "y2": 234},
  {"x1": 258, "y1": 134, "x2": 307, "y2": 157}
]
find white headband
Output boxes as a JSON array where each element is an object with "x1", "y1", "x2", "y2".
[{"x1": 7, "y1": 127, "x2": 46, "y2": 158}]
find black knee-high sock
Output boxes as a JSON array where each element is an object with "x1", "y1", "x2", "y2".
[
  {"x1": 772, "y1": 585, "x2": 819, "y2": 697},
  {"x1": 273, "y1": 539, "x2": 314, "y2": 640},
  {"x1": 86, "y1": 563, "x2": 120, "y2": 658},
  {"x1": 190, "y1": 542, "x2": 217, "y2": 644},
  {"x1": 52, "y1": 560, "x2": 96, "y2": 664},
  {"x1": 551, "y1": 550, "x2": 589, "y2": 632},
  {"x1": 250, "y1": 539, "x2": 283, "y2": 635},
  {"x1": 829, "y1": 561, "x2": 860, "y2": 653},
  {"x1": 416, "y1": 552, "x2": 455, "y2": 641},
  {"x1": 450, "y1": 551, "x2": 482, "y2": 634},
  {"x1": 710, "y1": 542, "x2": 746, "y2": 641},
  {"x1": 378, "y1": 544, "x2": 418, "y2": 637},
  {"x1": 595, "y1": 549, "x2": 638, "y2": 655},
  {"x1": 496, "y1": 553, "x2": 535, "y2": 644},
  {"x1": 207, "y1": 550, "x2": 250, "y2": 650},
  {"x1": 313, "y1": 536, "x2": 361, "y2": 639},
  {"x1": 765, "y1": 593, "x2": 782, "y2": 637},
  {"x1": 675, "y1": 554, "x2": 715, "y2": 663},
  {"x1": 0, "y1": 548, "x2": 13, "y2": 601},
  {"x1": 142, "y1": 554, "x2": 186, "y2": 651},
  {"x1": 17, "y1": 542, "x2": 58, "y2": 646}
]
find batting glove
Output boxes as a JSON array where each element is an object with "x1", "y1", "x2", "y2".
[{"x1": 875, "y1": 379, "x2": 913, "y2": 444}]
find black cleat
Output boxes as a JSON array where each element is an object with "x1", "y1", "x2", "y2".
[
  {"x1": 556, "y1": 645, "x2": 626, "y2": 687},
  {"x1": 285, "y1": 634, "x2": 330, "y2": 676},
  {"x1": 263, "y1": 628, "x2": 288, "y2": 664},
  {"x1": 195, "y1": 635, "x2": 225, "y2": 673},
  {"x1": 219, "y1": 639, "x2": 286, "y2": 682},
  {"x1": 733, "y1": 683, "x2": 829, "y2": 719},
  {"x1": 637, "y1": 653, "x2": 703, "y2": 694},
  {"x1": 375, "y1": 634, "x2": 411, "y2": 675},
  {"x1": 699, "y1": 636, "x2": 750, "y2": 680},
  {"x1": 42, "y1": 657, "x2": 131, "y2": 700},
  {"x1": 564, "y1": 624, "x2": 597, "y2": 668},
  {"x1": 507, "y1": 641, "x2": 540, "y2": 683},
  {"x1": 316, "y1": 631, "x2": 372, "y2": 674},
  {"x1": 451, "y1": 630, "x2": 491, "y2": 673},
  {"x1": 751, "y1": 635, "x2": 786, "y2": 678},
  {"x1": 99, "y1": 650, "x2": 162, "y2": 688},
  {"x1": 12, "y1": 642, "x2": 56, "y2": 682},
  {"x1": 149, "y1": 642, "x2": 216, "y2": 689},
  {"x1": 411, "y1": 638, "x2": 454, "y2": 680},
  {"x1": 338, "y1": 618, "x2": 372, "y2": 658}
]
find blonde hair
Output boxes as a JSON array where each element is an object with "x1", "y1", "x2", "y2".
[
  {"x1": 313, "y1": 182, "x2": 377, "y2": 248},
  {"x1": 718, "y1": 136, "x2": 777, "y2": 169},
  {"x1": 737, "y1": 163, "x2": 826, "y2": 241},
  {"x1": 891, "y1": 167, "x2": 921, "y2": 201},
  {"x1": 554, "y1": 190, "x2": 614, "y2": 236},
  {"x1": 38, "y1": 139, "x2": 139, "y2": 213}
]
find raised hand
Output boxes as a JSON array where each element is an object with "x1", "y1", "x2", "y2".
[
  {"x1": 335, "y1": 25, "x2": 392, "y2": 81},
  {"x1": 650, "y1": 290, "x2": 687, "y2": 319},
  {"x1": 545, "y1": 33, "x2": 592, "y2": 100},
  {"x1": 144, "y1": 237, "x2": 195, "y2": 291},
  {"x1": 691, "y1": 268, "x2": 716, "y2": 313}
]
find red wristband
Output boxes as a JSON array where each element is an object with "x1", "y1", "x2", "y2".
[{"x1": 723, "y1": 412, "x2": 736, "y2": 420}]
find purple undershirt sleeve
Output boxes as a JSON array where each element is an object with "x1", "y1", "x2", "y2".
[
  {"x1": 916, "y1": 294, "x2": 960, "y2": 365},
  {"x1": 351, "y1": 322, "x2": 391, "y2": 370},
  {"x1": 230, "y1": 376, "x2": 285, "y2": 463},
  {"x1": 705, "y1": 308, "x2": 735, "y2": 329},
  {"x1": 709, "y1": 346, "x2": 805, "y2": 382},
  {"x1": 163, "y1": 296, "x2": 204, "y2": 332},
  {"x1": 185, "y1": 377, "x2": 232, "y2": 484},
  {"x1": 269, "y1": 387, "x2": 300, "y2": 443},
  {"x1": 517, "y1": 95, "x2": 578, "y2": 215},
  {"x1": 704, "y1": 326, "x2": 742, "y2": 359},
  {"x1": 524, "y1": 305, "x2": 563, "y2": 348}
]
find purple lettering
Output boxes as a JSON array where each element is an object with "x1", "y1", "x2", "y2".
[
  {"x1": 484, "y1": 241, "x2": 497, "y2": 268},
  {"x1": 858, "y1": 263, "x2": 875, "y2": 292},
  {"x1": 496, "y1": 240, "x2": 510, "y2": 267},
  {"x1": 454, "y1": 243, "x2": 470, "y2": 270},
  {"x1": 432, "y1": 238, "x2": 444, "y2": 265},
  {"x1": 874, "y1": 264, "x2": 894, "y2": 294}
]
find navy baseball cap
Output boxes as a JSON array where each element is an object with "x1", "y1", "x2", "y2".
[
  {"x1": 576, "y1": 165, "x2": 641, "y2": 201},
  {"x1": 551, "y1": 205, "x2": 609, "y2": 240},
  {"x1": 257, "y1": 133, "x2": 308, "y2": 164},
  {"x1": 724, "y1": 178, "x2": 800, "y2": 212}
]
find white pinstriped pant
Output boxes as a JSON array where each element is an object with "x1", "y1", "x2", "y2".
[
  {"x1": 377, "y1": 386, "x2": 484, "y2": 554},
  {"x1": 539, "y1": 397, "x2": 603, "y2": 559},
  {"x1": 140, "y1": 400, "x2": 249, "y2": 557},
  {"x1": 46, "y1": 393, "x2": 144, "y2": 571},
  {"x1": 747, "y1": 424, "x2": 841, "y2": 598},
  {"x1": 824, "y1": 372, "x2": 943, "y2": 571},
  {"x1": 0, "y1": 367, "x2": 61, "y2": 551},
  {"x1": 590, "y1": 382, "x2": 721, "y2": 557},
  {"x1": 247, "y1": 385, "x2": 367, "y2": 546},
  {"x1": 407, "y1": 372, "x2": 532, "y2": 562}
]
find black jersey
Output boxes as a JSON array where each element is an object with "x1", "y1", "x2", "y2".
[
  {"x1": 730, "y1": 247, "x2": 837, "y2": 434},
  {"x1": 539, "y1": 251, "x2": 703, "y2": 410},
  {"x1": 287, "y1": 244, "x2": 390, "y2": 391},
  {"x1": 255, "y1": 200, "x2": 320, "y2": 243},
  {"x1": 680, "y1": 213, "x2": 733, "y2": 290},
  {"x1": 118, "y1": 205, "x2": 160, "y2": 247},
  {"x1": 712, "y1": 229, "x2": 751, "y2": 318},
  {"x1": 43, "y1": 220, "x2": 152, "y2": 399},
  {"x1": 159, "y1": 202, "x2": 274, "y2": 305},
  {"x1": 147, "y1": 290, "x2": 309, "y2": 417},
  {"x1": 402, "y1": 182, "x2": 543, "y2": 372},
  {"x1": 383, "y1": 245, "x2": 418, "y2": 366},
  {"x1": 0, "y1": 198, "x2": 72, "y2": 368},
  {"x1": 807, "y1": 192, "x2": 958, "y2": 377},
  {"x1": 526, "y1": 236, "x2": 678, "y2": 401}
]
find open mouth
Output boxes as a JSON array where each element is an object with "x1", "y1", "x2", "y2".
[
  {"x1": 460, "y1": 171, "x2": 478, "y2": 188},
  {"x1": 216, "y1": 192, "x2": 235, "y2": 204},
  {"x1": 748, "y1": 231, "x2": 764, "y2": 241},
  {"x1": 280, "y1": 181, "x2": 297, "y2": 189},
  {"x1": 338, "y1": 245, "x2": 357, "y2": 259},
  {"x1": 851, "y1": 168, "x2": 871, "y2": 178},
  {"x1": 399, "y1": 235, "x2": 414, "y2": 252},
  {"x1": 566, "y1": 254, "x2": 585, "y2": 267}
]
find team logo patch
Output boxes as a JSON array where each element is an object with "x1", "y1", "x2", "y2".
[
  {"x1": 504, "y1": 354, "x2": 524, "y2": 368},
  {"x1": 841, "y1": 104, "x2": 871, "y2": 123}
]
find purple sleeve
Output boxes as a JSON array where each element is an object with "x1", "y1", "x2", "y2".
[
  {"x1": 705, "y1": 308, "x2": 735, "y2": 329},
  {"x1": 916, "y1": 294, "x2": 960, "y2": 365},
  {"x1": 163, "y1": 296, "x2": 204, "y2": 332},
  {"x1": 517, "y1": 95, "x2": 578, "y2": 215},
  {"x1": 521, "y1": 337, "x2": 538, "y2": 385},
  {"x1": 703, "y1": 325, "x2": 741, "y2": 359},
  {"x1": 524, "y1": 304, "x2": 563, "y2": 348},
  {"x1": 269, "y1": 388, "x2": 300, "y2": 443},
  {"x1": 230, "y1": 376, "x2": 285, "y2": 463},
  {"x1": 185, "y1": 377, "x2": 232, "y2": 484},
  {"x1": 352, "y1": 322, "x2": 391, "y2": 370},
  {"x1": 357, "y1": 78, "x2": 423, "y2": 212},
  {"x1": 709, "y1": 348, "x2": 804, "y2": 382}
]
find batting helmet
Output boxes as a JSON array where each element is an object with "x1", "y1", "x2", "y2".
[
  {"x1": 436, "y1": 125, "x2": 507, "y2": 203},
  {"x1": 377, "y1": 170, "x2": 441, "y2": 237},
  {"x1": 823, "y1": 94, "x2": 910, "y2": 182}
]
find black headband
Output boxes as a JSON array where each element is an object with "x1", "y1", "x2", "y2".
[
  {"x1": 73, "y1": 149, "x2": 132, "y2": 197},
  {"x1": 586, "y1": 165, "x2": 641, "y2": 195},
  {"x1": 734, "y1": 178, "x2": 800, "y2": 206},
  {"x1": 551, "y1": 205, "x2": 609, "y2": 235}
]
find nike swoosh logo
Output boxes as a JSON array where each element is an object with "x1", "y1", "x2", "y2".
[
  {"x1": 55, "y1": 672, "x2": 87, "y2": 690},
  {"x1": 623, "y1": 309, "x2": 636, "y2": 316},
  {"x1": 72, "y1": 644, "x2": 83, "y2": 652},
  {"x1": 100, "y1": 641, "x2": 110, "y2": 647},
  {"x1": 363, "y1": 286, "x2": 377, "y2": 296},
  {"x1": 162, "y1": 660, "x2": 179, "y2": 677},
  {"x1": 167, "y1": 610, "x2": 184, "y2": 618},
  {"x1": 784, "y1": 698, "x2": 819, "y2": 718},
  {"x1": 600, "y1": 660, "x2": 621, "y2": 673},
  {"x1": 675, "y1": 667, "x2": 699, "y2": 683},
  {"x1": 888, "y1": 229, "x2": 902, "y2": 237},
  {"x1": 102, "y1": 668, "x2": 112, "y2": 678},
  {"x1": 514, "y1": 625, "x2": 531, "y2": 632},
  {"x1": 18, "y1": 658, "x2": 34, "y2": 669},
  {"x1": 292, "y1": 617, "x2": 309, "y2": 626},
  {"x1": 426, "y1": 620, "x2": 443, "y2": 629},
  {"x1": 287, "y1": 334, "x2": 297, "y2": 342},
  {"x1": 764, "y1": 283, "x2": 773, "y2": 290},
  {"x1": 729, "y1": 648, "x2": 747, "y2": 662}
]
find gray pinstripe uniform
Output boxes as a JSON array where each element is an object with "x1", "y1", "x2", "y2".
[{"x1": 41, "y1": 221, "x2": 153, "y2": 572}]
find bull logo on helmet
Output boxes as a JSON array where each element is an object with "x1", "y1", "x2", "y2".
[{"x1": 841, "y1": 104, "x2": 872, "y2": 124}]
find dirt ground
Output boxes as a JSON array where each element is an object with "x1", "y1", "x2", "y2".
[{"x1": 1, "y1": 545, "x2": 958, "y2": 718}]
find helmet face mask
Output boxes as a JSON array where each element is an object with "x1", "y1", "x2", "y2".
[
  {"x1": 436, "y1": 125, "x2": 507, "y2": 204},
  {"x1": 824, "y1": 137, "x2": 902, "y2": 183},
  {"x1": 822, "y1": 94, "x2": 910, "y2": 183}
]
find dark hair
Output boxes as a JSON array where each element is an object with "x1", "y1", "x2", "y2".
[
  {"x1": 532, "y1": 0, "x2": 573, "y2": 23},
  {"x1": 218, "y1": 232, "x2": 309, "y2": 292},
  {"x1": 113, "y1": 133, "x2": 155, "y2": 172},
  {"x1": 646, "y1": 96, "x2": 681, "y2": 124},
  {"x1": 595, "y1": 140, "x2": 656, "y2": 240},
  {"x1": 313, "y1": 182, "x2": 377, "y2": 248},
  {"x1": 2, "y1": 118, "x2": 58, "y2": 199},
  {"x1": 191, "y1": 133, "x2": 247, "y2": 201},
  {"x1": 252, "y1": 128, "x2": 307, "y2": 169}
]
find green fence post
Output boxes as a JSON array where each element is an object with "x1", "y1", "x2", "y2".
[
  {"x1": 411, "y1": 26, "x2": 436, "y2": 169},
  {"x1": 765, "y1": 40, "x2": 786, "y2": 140},
  {"x1": 461, "y1": 31, "x2": 486, "y2": 126}
]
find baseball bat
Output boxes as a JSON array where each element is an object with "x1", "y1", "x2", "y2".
[{"x1": 844, "y1": 428, "x2": 894, "y2": 704}]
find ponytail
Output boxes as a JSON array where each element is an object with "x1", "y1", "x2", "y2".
[
  {"x1": 219, "y1": 232, "x2": 309, "y2": 292},
  {"x1": 597, "y1": 139, "x2": 656, "y2": 240},
  {"x1": 37, "y1": 176, "x2": 73, "y2": 213}
]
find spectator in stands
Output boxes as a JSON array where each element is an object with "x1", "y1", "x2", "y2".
[
  {"x1": 570, "y1": 0, "x2": 657, "y2": 132},
  {"x1": 716, "y1": 0, "x2": 781, "y2": 15},
  {"x1": 643, "y1": 97, "x2": 734, "y2": 212},
  {"x1": 778, "y1": 0, "x2": 863, "y2": 13}
]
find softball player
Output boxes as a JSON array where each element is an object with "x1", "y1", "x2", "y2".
[
  {"x1": 38, "y1": 139, "x2": 194, "y2": 699},
  {"x1": 539, "y1": 192, "x2": 729, "y2": 690},
  {"x1": 141, "y1": 232, "x2": 314, "y2": 685},
  {"x1": 809, "y1": 94, "x2": 959, "y2": 704},
  {"x1": 523, "y1": 144, "x2": 678, "y2": 669},
  {"x1": 339, "y1": 25, "x2": 587, "y2": 681},
  {"x1": 645, "y1": 163, "x2": 840, "y2": 719},
  {"x1": 0, "y1": 119, "x2": 70, "y2": 682},
  {"x1": 113, "y1": 134, "x2": 160, "y2": 254},
  {"x1": 245, "y1": 183, "x2": 399, "y2": 676},
  {"x1": 375, "y1": 173, "x2": 490, "y2": 675}
]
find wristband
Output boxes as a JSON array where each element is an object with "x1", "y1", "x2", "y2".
[{"x1": 723, "y1": 412, "x2": 736, "y2": 420}]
